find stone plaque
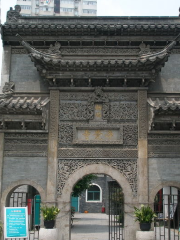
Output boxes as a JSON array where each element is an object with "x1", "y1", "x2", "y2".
[{"x1": 73, "y1": 124, "x2": 123, "y2": 145}]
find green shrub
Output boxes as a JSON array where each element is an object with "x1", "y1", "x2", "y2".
[
  {"x1": 134, "y1": 205, "x2": 157, "y2": 223},
  {"x1": 40, "y1": 205, "x2": 60, "y2": 221}
]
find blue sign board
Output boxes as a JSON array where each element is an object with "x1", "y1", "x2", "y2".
[{"x1": 5, "y1": 207, "x2": 28, "y2": 239}]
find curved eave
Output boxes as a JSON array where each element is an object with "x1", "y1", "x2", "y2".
[
  {"x1": 29, "y1": 51, "x2": 169, "y2": 72},
  {"x1": 18, "y1": 36, "x2": 176, "y2": 72},
  {"x1": 0, "y1": 97, "x2": 50, "y2": 112},
  {"x1": 148, "y1": 98, "x2": 180, "y2": 110}
]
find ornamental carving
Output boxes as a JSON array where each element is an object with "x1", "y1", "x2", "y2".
[
  {"x1": 139, "y1": 43, "x2": 151, "y2": 56},
  {"x1": 62, "y1": 48, "x2": 140, "y2": 55},
  {"x1": 0, "y1": 82, "x2": 15, "y2": 99},
  {"x1": 7, "y1": 5, "x2": 21, "y2": 22},
  {"x1": 59, "y1": 102, "x2": 90, "y2": 120},
  {"x1": 58, "y1": 148, "x2": 138, "y2": 158},
  {"x1": 123, "y1": 125, "x2": 138, "y2": 146},
  {"x1": 110, "y1": 103, "x2": 138, "y2": 120},
  {"x1": 48, "y1": 42, "x2": 61, "y2": 56},
  {"x1": 59, "y1": 123, "x2": 73, "y2": 143},
  {"x1": 57, "y1": 159, "x2": 137, "y2": 196},
  {"x1": 138, "y1": 91, "x2": 147, "y2": 139},
  {"x1": 59, "y1": 87, "x2": 110, "y2": 121},
  {"x1": 49, "y1": 90, "x2": 59, "y2": 141},
  {"x1": 59, "y1": 92, "x2": 137, "y2": 101}
]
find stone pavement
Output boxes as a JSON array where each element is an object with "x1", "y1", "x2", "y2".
[{"x1": 71, "y1": 213, "x2": 109, "y2": 240}]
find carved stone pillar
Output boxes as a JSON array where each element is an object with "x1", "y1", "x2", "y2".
[
  {"x1": 0, "y1": 46, "x2": 11, "y2": 94},
  {"x1": 46, "y1": 90, "x2": 59, "y2": 203},
  {"x1": 138, "y1": 90, "x2": 148, "y2": 204},
  {"x1": 0, "y1": 133, "x2": 4, "y2": 217}
]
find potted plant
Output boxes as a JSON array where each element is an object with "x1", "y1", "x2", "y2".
[
  {"x1": 40, "y1": 205, "x2": 60, "y2": 229},
  {"x1": 134, "y1": 205, "x2": 157, "y2": 231}
]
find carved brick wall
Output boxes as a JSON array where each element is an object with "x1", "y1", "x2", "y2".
[
  {"x1": 4, "y1": 133, "x2": 48, "y2": 157},
  {"x1": 57, "y1": 159, "x2": 137, "y2": 196},
  {"x1": 148, "y1": 134, "x2": 180, "y2": 158},
  {"x1": 58, "y1": 90, "x2": 138, "y2": 197},
  {"x1": 138, "y1": 91, "x2": 147, "y2": 140},
  {"x1": 58, "y1": 90, "x2": 138, "y2": 151}
]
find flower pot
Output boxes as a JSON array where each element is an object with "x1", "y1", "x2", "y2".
[
  {"x1": 44, "y1": 220, "x2": 55, "y2": 229},
  {"x1": 140, "y1": 222, "x2": 151, "y2": 231}
]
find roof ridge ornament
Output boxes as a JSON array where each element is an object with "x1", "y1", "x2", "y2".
[
  {"x1": 139, "y1": 34, "x2": 180, "y2": 60},
  {"x1": 0, "y1": 81, "x2": 15, "y2": 99},
  {"x1": 48, "y1": 42, "x2": 61, "y2": 56},
  {"x1": 16, "y1": 34, "x2": 62, "y2": 58},
  {"x1": 139, "y1": 43, "x2": 151, "y2": 56},
  {"x1": 7, "y1": 5, "x2": 21, "y2": 22}
]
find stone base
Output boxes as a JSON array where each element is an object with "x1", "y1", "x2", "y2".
[
  {"x1": 39, "y1": 228, "x2": 57, "y2": 240},
  {"x1": 136, "y1": 231, "x2": 155, "y2": 240}
]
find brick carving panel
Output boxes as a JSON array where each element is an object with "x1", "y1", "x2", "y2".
[
  {"x1": 59, "y1": 102, "x2": 90, "y2": 120},
  {"x1": 57, "y1": 159, "x2": 137, "y2": 196},
  {"x1": 138, "y1": 91, "x2": 147, "y2": 139},
  {"x1": 50, "y1": 90, "x2": 60, "y2": 141},
  {"x1": 4, "y1": 133, "x2": 48, "y2": 157},
  {"x1": 110, "y1": 103, "x2": 138, "y2": 120},
  {"x1": 123, "y1": 125, "x2": 138, "y2": 145},
  {"x1": 59, "y1": 123, "x2": 73, "y2": 143},
  {"x1": 58, "y1": 148, "x2": 138, "y2": 158},
  {"x1": 148, "y1": 134, "x2": 180, "y2": 157}
]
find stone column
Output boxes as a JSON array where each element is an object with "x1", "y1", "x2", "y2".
[
  {"x1": 0, "y1": 133, "x2": 4, "y2": 218},
  {"x1": 57, "y1": 198, "x2": 71, "y2": 240},
  {"x1": 0, "y1": 46, "x2": 11, "y2": 94},
  {"x1": 138, "y1": 90, "x2": 148, "y2": 204},
  {"x1": 46, "y1": 90, "x2": 59, "y2": 204},
  {"x1": 124, "y1": 201, "x2": 139, "y2": 240}
]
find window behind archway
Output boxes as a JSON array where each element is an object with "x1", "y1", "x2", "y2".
[{"x1": 86, "y1": 184, "x2": 101, "y2": 202}]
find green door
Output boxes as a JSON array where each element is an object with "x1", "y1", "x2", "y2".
[{"x1": 71, "y1": 196, "x2": 79, "y2": 212}]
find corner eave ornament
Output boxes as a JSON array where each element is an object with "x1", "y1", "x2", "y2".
[{"x1": 7, "y1": 5, "x2": 21, "y2": 22}]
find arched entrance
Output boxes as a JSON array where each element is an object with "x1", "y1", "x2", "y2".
[
  {"x1": 57, "y1": 164, "x2": 136, "y2": 240},
  {"x1": 1, "y1": 180, "x2": 45, "y2": 240},
  {"x1": 153, "y1": 185, "x2": 180, "y2": 240}
]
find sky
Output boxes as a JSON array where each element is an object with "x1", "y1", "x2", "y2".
[{"x1": 0, "y1": 0, "x2": 180, "y2": 86}]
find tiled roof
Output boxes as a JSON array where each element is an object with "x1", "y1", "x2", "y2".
[
  {"x1": 148, "y1": 98, "x2": 180, "y2": 110},
  {"x1": 0, "y1": 97, "x2": 49, "y2": 112}
]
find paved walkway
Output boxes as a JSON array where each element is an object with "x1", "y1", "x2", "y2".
[{"x1": 71, "y1": 213, "x2": 109, "y2": 240}]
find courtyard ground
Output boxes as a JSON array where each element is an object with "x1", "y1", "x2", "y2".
[{"x1": 71, "y1": 213, "x2": 109, "y2": 240}]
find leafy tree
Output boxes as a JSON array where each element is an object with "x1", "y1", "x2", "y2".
[{"x1": 72, "y1": 174, "x2": 97, "y2": 197}]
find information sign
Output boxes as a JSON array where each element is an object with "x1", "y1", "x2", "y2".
[{"x1": 4, "y1": 207, "x2": 29, "y2": 239}]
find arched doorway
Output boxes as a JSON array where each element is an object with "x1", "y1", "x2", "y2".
[
  {"x1": 57, "y1": 163, "x2": 135, "y2": 240},
  {"x1": 1, "y1": 181, "x2": 45, "y2": 240},
  {"x1": 153, "y1": 186, "x2": 180, "y2": 240},
  {"x1": 71, "y1": 174, "x2": 124, "y2": 240}
]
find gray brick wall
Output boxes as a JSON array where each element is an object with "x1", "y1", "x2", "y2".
[
  {"x1": 2, "y1": 157, "x2": 48, "y2": 191},
  {"x1": 149, "y1": 55, "x2": 180, "y2": 93},
  {"x1": 10, "y1": 54, "x2": 48, "y2": 92},
  {"x1": 149, "y1": 158, "x2": 180, "y2": 193}
]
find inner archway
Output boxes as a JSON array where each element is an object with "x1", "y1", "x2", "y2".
[
  {"x1": 57, "y1": 163, "x2": 134, "y2": 240},
  {"x1": 71, "y1": 174, "x2": 124, "y2": 240},
  {"x1": 6, "y1": 184, "x2": 41, "y2": 231}
]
